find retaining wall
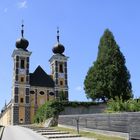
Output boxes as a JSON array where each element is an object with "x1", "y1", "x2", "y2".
[{"x1": 58, "y1": 112, "x2": 140, "y2": 139}]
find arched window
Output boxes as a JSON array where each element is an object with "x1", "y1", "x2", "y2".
[
  {"x1": 60, "y1": 81, "x2": 63, "y2": 86},
  {"x1": 20, "y1": 98, "x2": 24, "y2": 103}
]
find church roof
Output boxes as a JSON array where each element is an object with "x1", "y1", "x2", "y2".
[{"x1": 30, "y1": 66, "x2": 54, "y2": 87}]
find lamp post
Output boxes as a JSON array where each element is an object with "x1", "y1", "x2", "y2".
[{"x1": 76, "y1": 117, "x2": 79, "y2": 134}]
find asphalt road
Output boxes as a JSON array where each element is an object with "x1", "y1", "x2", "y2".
[{"x1": 2, "y1": 126, "x2": 47, "y2": 140}]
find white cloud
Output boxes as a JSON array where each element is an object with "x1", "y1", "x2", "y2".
[
  {"x1": 17, "y1": 1, "x2": 27, "y2": 9},
  {"x1": 4, "y1": 8, "x2": 8, "y2": 13},
  {"x1": 75, "y1": 86, "x2": 83, "y2": 92}
]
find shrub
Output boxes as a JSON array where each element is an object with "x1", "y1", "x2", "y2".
[
  {"x1": 34, "y1": 101, "x2": 103, "y2": 123},
  {"x1": 107, "y1": 98, "x2": 140, "y2": 112},
  {"x1": 34, "y1": 101, "x2": 64, "y2": 123}
]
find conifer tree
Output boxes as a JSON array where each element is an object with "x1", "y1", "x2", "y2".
[{"x1": 84, "y1": 29, "x2": 133, "y2": 102}]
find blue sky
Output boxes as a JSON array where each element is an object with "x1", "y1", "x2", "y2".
[{"x1": 0, "y1": 0, "x2": 140, "y2": 109}]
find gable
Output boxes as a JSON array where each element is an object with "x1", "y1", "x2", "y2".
[{"x1": 30, "y1": 66, "x2": 54, "y2": 87}]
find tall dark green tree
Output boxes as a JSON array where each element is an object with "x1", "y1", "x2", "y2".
[{"x1": 84, "y1": 29, "x2": 133, "y2": 102}]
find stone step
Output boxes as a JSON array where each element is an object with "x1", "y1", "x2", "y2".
[
  {"x1": 41, "y1": 131, "x2": 69, "y2": 135},
  {"x1": 23, "y1": 126, "x2": 44, "y2": 129},
  {"x1": 51, "y1": 138, "x2": 96, "y2": 140},
  {"x1": 36, "y1": 130, "x2": 59, "y2": 133},
  {"x1": 44, "y1": 134, "x2": 81, "y2": 139},
  {"x1": 32, "y1": 128, "x2": 53, "y2": 131}
]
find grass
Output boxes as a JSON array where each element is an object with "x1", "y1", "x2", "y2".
[{"x1": 52, "y1": 126, "x2": 125, "y2": 140}]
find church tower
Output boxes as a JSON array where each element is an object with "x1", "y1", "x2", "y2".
[
  {"x1": 11, "y1": 24, "x2": 31, "y2": 124},
  {"x1": 49, "y1": 28, "x2": 69, "y2": 100}
]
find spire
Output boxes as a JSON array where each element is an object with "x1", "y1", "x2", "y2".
[
  {"x1": 21, "y1": 20, "x2": 24, "y2": 38},
  {"x1": 57, "y1": 27, "x2": 60, "y2": 43}
]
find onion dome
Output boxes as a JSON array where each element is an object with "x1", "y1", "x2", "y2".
[
  {"x1": 16, "y1": 23, "x2": 29, "y2": 50},
  {"x1": 52, "y1": 28, "x2": 65, "y2": 54}
]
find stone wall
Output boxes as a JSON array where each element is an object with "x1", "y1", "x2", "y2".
[
  {"x1": 0, "y1": 105, "x2": 11, "y2": 126},
  {"x1": 58, "y1": 112, "x2": 140, "y2": 139},
  {"x1": 60, "y1": 103, "x2": 107, "y2": 115}
]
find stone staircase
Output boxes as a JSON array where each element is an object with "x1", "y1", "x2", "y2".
[{"x1": 23, "y1": 125, "x2": 81, "y2": 139}]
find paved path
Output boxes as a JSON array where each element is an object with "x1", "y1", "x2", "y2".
[{"x1": 2, "y1": 126, "x2": 47, "y2": 140}]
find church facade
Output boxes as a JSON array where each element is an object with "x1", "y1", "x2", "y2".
[{"x1": 0, "y1": 24, "x2": 69, "y2": 125}]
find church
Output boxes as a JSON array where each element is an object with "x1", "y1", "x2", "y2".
[{"x1": 0, "y1": 24, "x2": 69, "y2": 125}]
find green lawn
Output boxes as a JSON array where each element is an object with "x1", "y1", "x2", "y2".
[{"x1": 52, "y1": 126, "x2": 125, "y2": 140}]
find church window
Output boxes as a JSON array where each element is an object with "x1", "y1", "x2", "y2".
[
  {"x1": 20, "y1": 77, "x2": 24, "y2": 82},
  {"x1": 59, "y1": 64, "x2": 63, "y2": 73},
  {"x1": 20, "y1": 59, "x2": 25, "y2": 69},
  {"x1": 60, "y1": 81, "x2": 63, "y2": 86},
  {"x1": 49, "y1": 92, "x2": 54, "y2": 96},
  {"x1": 30, "y1": 91, "x2": 35, "y2": 94},
  {"x1": 20, "y1": 98, "x2": 24, "y2": 103},
  {"x1": 40, "y1": 91, "x2": 45, "y2": 95}
]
